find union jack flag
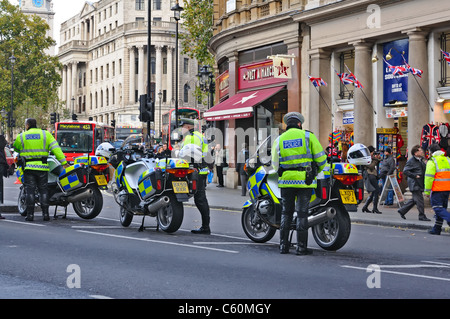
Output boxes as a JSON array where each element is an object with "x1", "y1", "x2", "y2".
[
  {"x1": 335, "y1": 71, "x2": 354, "y2": 85},
  {"x1": 384, "y1": 58, "x2": 408, "y2": 76},
  {"x1": 402, "y1": 56, "x2": 423, "y2": 78},
  {"x1": 308, "y1": 75, "x2": 327, "y2": 87},
  {"x1": 344, "y1": 64, "x2": 364, "y2": 88},
  {"x1": 441, "y1": 49, "x2": 450, "y2": 65}
]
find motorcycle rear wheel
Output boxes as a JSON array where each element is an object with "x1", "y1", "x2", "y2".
[
  {"x1": 241, "y1": 205, "x2": 277, "y2": 243},
  {"x1": 157, "y1": 193, "x2": 183, "y2": 233},
  {"x1": 72, "y1": 186, "x2": 103, "y2": 219},
  {"x1": 311, "y1": 204, "x2": 351, "y2": 251}
]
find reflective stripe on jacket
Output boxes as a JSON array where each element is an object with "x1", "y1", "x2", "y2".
[
  {"x1": 272, "y1": 128, "x2": 327, "y2": 188},
  {"x1": 424, "y1": 151, "x2": 450, "y2": 193},
  {"x1": 13, "y1": 128, "x2": 67, "y2": 171},
  {"x1": 181, "y1": 130, "x2": 209, "y2": 175}
]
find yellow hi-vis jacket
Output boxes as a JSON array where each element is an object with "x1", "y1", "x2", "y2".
[
  {"x1": 13, "y1": 128, "x2": 67, "y2": 171},
  {"x1": 272, "y1": 128, "x2": 327, "y2": 188},
  {"x1": 424, "y1": 150, "x2": 450, "y2": 195},
  {"x1": 181, "y1": 130, "x2": 209, "y2": 175}
]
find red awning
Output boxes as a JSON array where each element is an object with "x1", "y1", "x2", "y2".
[{"x1": 203, "y1": 86, "x2": 284, "y2": 121}]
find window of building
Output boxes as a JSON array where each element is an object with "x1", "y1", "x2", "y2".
[
  {"x1": 238, "y1": 42, "x2": 287, "y2": 65},
  {"x1": 184, "y1": 58, "x2": 189, "y2": 74},
  {"x1": 184, "y1": 84, "x2": 189, "y2": 103},
  {"x1": 136, "y1": 0, "x2": 144, "y2": 10},
  {"x1": 163, "y1": 58, "x2": 167, "y2": 74},
  {"x1": 151, "y1": 57, "x2": 156, "y2": 74},
  {"x1": 440, "y1": 32, "x2": 450, "y2": 87},
  {"x1": 339, "y1": 50, "x2": 355, "y2": 99},
  {"x1": 153, "y1": 0, "x2": 162, "y2": 10}
]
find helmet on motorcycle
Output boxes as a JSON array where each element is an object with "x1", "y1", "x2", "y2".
[
  {"x1": 347, "y1": 143, "x2": 372, "y2": 166},
  {"x1": 179, "y1": 144, "x2": 203, "y2": 163},
  {"x1": 95, "y1": 142, "x2": 114, "y2": 159}
]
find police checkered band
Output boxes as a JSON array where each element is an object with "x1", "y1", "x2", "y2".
[{"x1": 283, "y1": 112, "x2": 305, "y2": 124}]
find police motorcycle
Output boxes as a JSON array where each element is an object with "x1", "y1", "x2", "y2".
[
  {"x1": 241, "y1": 136, "x2": 366, "y2": 251},
  {"x1": 17, "y1": 152, "x2": 108, "y2": 219},
  {"x1": 109, "y1": 143, "x2": 199, "y2": 233}
]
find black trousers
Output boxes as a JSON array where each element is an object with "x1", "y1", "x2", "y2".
[
  {"x1": 280, "y1": 188, "x2": 312, "y2": 247},
  {"x1": 194, "y1": 175, "x2": 210, "y2": 227},
  {"x1": 216, "y1": 165, "x2": 224, "y2": 186},
  {"x1": 24, "y1": 170, "x2": 49, "y2": 216},
  {"x1": 240, "y1": 173, "x2": 248, "y2": 196}
]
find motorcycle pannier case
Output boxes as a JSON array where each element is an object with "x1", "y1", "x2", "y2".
[
  {"x1": 138, "y1": 169, "x2": 157, "y2": 200},
  {"x1": 59, "y1": 164, "x2": 88, "y2": 192}
]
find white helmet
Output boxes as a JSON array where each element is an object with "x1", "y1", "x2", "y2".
[
  {"x1": 347, "y1": 143, "x2": 372, "y2": 166},
  {"x1": 179, "y1": 144, "x2": 203, "y2": 163},
  {"x1": 95, "y1": 142, "x2": 114, "y2": 159}
]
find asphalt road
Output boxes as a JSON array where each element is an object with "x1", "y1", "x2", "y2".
[{"x1": 1, "y1": 191, "x2": 450, "y2": 301}]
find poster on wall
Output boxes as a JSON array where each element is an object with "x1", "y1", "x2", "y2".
[{"x1": 383, "y1": 39, "x2": 409, "y2": 106}]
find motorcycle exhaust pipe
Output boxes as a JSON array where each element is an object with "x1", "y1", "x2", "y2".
[
  {"x1": 307, "y1": 207, "x2": 336, "y2": 227},
  {"x1": 146, "y1": 196, "x2": 170, "y2": 214},
  {"x1": 67, "y1": 188, "x2": 93, "y2": 203}
]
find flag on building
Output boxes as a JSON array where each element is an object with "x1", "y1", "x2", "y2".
[
  {"x1": 402, "y1": 55, "x2": 423, "y2": 78},
  {"x1": 344, "y1": 64, "x2": 364, "y2": 88},
  {"x1": 334, "y1": 69, "x2": 354, "y2": 85},
  {"x1": 384, "y1": 58, "x2": 408, "y2": 76},
  {"x1": 441, "y1": 49, "x2": 450, "y2": 65},
  {"x1": 308, "y1": 75, "x2": 327, "y2": 87}
]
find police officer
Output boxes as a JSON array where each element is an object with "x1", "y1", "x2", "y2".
[
  {"x1": 272, "y1": 112, "x2": 327, "y2": 255},
  {"x1": 179, "y1": 118, "x2": 211, "y2": 234},
  {"x1": 13, "y1": 118, "x2": 68, "y2": 221},
  {"x1": 424, "y1": 143, "x2": 450, "y2": 235}
]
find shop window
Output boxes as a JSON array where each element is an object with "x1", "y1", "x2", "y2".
[
  {"x1": 440, "y1": 32, "x2": 450, "y2": 87},
  {"x1": 339, "y1": 50, "x2": 355, "y2": 99},
  {"x1": 238, "y1": 42, "x2": 287, "y2": 65}
]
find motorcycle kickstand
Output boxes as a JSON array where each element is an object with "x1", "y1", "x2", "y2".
[
  {"x1": 139, "y1": 216, "x2": 145, "y2": 232},
  {"x1": 53, "y1": 206, "x2": 58, "y2": 219}
]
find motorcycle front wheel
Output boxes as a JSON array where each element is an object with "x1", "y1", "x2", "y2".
[
  {"x1": 311, "y1": 203, "x2": 351, "y2": 251},
  {"x1": 119, "y1": 206, "x2": 133, "y2": 227},
  {"x1": 72, "y1": 186, "x2": 103, "y2": 219},
  {"x1": 241, "y1": 205, "x2": 277, "y2": 243},
  {"x1": 157, "y1": 193, "x2": 183, "y2": 233}
]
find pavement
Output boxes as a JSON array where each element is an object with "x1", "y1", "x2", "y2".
[{"x1": 1, "y1": 175, "x2": 446, "y2": 233}]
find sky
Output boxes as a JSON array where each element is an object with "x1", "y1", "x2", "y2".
[{"x1": 9, "y1": 0, "x2": 91, "y2": 49}]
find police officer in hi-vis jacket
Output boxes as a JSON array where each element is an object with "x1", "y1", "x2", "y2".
[
  {"x1": 272, "y1": 112, "x2": 327, "y2": 255},
  {"x1": 13, "y1": 118, "x2": 68, "y2": 221}
]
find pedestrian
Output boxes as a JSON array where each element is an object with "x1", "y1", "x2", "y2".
[
  {"x1": 0, "y1": 135, "x2": 9, "y2": 220},
  {"x1": 214, "y1": 143, "x2": 225, "y2": 187},
  {"x1": 379, "y1": 147, "x2": 395, "y2": 205},
  {"x1": 398, "y1": 145, "x2": 430, "y2": 221},
  {"x1": 179, "y1": 118, "x2": 211, "y2": 234},
  {"x1": 13, "y1": 118, "x2": 69, "y2": 221},
  {"x1": 362, "y1": 145, "x2": 383, "y2": 214},
  {"x1": 272, "y1": 112, "x2": 327, "y2": 255},
  {"x1": 424, "y1": 143, "x2": 450, "y2": 235},
  {"x1": 236, "y1": 142, "x2": 249, "y2": 196}
]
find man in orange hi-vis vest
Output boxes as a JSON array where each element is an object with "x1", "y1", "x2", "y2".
[{"x1": 424, "y1": 143, "x2": 450, "y2": 235}]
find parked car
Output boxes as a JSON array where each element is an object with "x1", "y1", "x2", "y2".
[{"x1": 5, "y1": 147, "x2": 14, "y2": 168}]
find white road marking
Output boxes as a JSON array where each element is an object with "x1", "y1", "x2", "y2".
[
  {"x1": 76, "y1": 230, "x2": 239, "y2": 254},
  {"x1": 2, "y1": 220, "x2": 46, "y2": 227}
]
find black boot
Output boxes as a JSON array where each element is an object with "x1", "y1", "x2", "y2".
[
  {"x1": 43, "y1": 211, "x2": 50, "y2": 221},
  {"x1": 361, "y1": 196, "x2": 372, "y2": 213},
  {"x1": 372, "y1": 196, "x2": 382, "y2": 214},
  {"x1": 25, "y1": 213, "x2": 34, "y2": 221},
  {"x1": 279, "y1": 214, "x2": 291, "y2": 254},
  {"x1": 295, "y1": 217, "x2": 312, "y2": 256},
  {"x1": 191, "y1": 226, "x2": 211, "y2": 234}
]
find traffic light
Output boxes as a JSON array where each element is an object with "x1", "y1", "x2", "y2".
[
  {"x1": 10, "y1": 118, "x2": 15, "y2": 128},
  {"x1": 7, "y1": 112, "x2": 12, "y2": 127},
  {"x1": 111, "y1": 119, "x2": 116, "y2": 127},
  {"x1": 139, "y1": 94, "x2": 154, "y2": 122},
  {"x1": 50, "y1": 112, "x2": 57, "y2": 125}
]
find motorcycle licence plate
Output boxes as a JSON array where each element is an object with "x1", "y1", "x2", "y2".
[
  {"x1": 172, "y1": 181, "x2": 189, "y2": 193},
  {"x1": 339, "y1": 189, "x2": 357, "y2": 204},
  {"x1": 95, "y1": 175, "x2": 107, "y2": 186}
]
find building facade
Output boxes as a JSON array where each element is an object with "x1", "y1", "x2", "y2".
[
  {"x1": 57, "y1": 0, "x2": 199, "y2": 134},
  {"x1": 210, "y1": 0, "x2": 450, "y2": 188},
  {"x1": 19, "y1": 0, "x2": 56, "y2": 55}
]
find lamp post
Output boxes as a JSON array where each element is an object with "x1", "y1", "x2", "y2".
[
  {"x1": 171, "y1": 1, "x2": 183, "y2": 128},
  {"x1": 9, "y1": 54, "x2": 16, "y2": 141},
  {"x1": 197, "y1": 65, "x2": 215, "y2": 109},
  {"x1": 158, "y1": 90, "x2": 162, "y2": 138},
  {"x1": 146, "y1": 0, "x2": 153, "y2": 147},
  {"x1": 71, "y1": 97, "x2": 75, "y2": 120}
]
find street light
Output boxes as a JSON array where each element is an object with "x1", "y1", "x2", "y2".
[
  {"x1": 171, "y1": 0, "x2": 183, "y2": 128},
  {"x1": 197, "y1": 65, "x2": 215, "y2": 109},
  {"x1": 158, "y1": 90, "x2": 162, "y2": 138},
  {"x1": 71, "y1": 97, "x2": 76, "y2": 120},
  {"x1": 9, "y1": 53, "x2": 16, "y2": 141}
]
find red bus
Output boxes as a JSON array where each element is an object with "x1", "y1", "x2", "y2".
[
  {"x1": 161, "y1": 107, "x2": 200, "y2": 150},
  {"x1": 55, "y1": 121, "x2": 115, "y2": 163}
]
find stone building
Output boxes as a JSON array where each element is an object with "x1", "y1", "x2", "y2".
[
  {"x1": 57, "y1": 0, "x2": 199, "y2": 134},
  {"x1": 209, "y1": 0, "x2": 450, "y2": 188}
]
